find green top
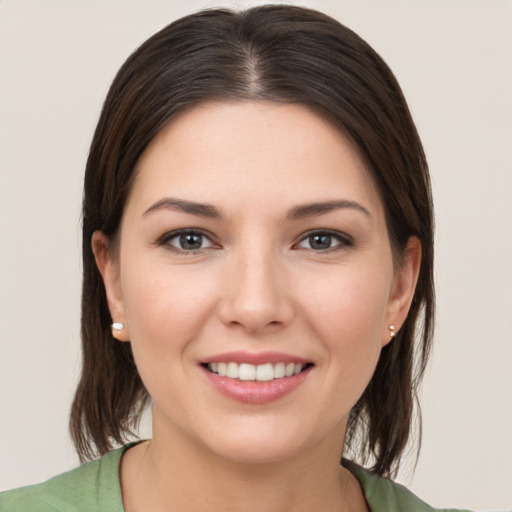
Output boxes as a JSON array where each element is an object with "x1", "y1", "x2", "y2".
[{"x1": 0, "y1": 444, "x2": 472, "y2": 511}]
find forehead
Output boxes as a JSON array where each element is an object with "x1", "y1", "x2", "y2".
[{"x1": 128, "y1": 101, "x2": 383, "y2": 218}]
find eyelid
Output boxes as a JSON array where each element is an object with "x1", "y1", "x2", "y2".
[
  {"x1": 156, "y1": 228, "x2": 352, "y2": 253},
  {"x1": 294, "y1": 229, "x2": 353, "y2": 251},
  {"x1": 157, "y1": 228, "x2": 219, "y2": 251}
]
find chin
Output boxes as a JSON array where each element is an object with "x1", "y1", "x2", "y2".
[
  {"x1": 195, "y1": 415, "x2": 331, "y2": 466},
  {"x1": 209, "y1": 437, "x2": 305, "y2": 466}
]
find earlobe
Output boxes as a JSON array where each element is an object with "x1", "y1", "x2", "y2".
[
  {"x1": 383, "y1": 237, "x2": 422, "y2": 346},
  {"x1": 91, "y1": 231, "x2": 130, "y2": 342}
]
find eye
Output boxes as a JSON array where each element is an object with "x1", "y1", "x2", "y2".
[
  {"x1": 160, "y1": 230, "x2": 214, "y2": 252},
  {"x1": 296, "y1": 231, "x2": 351, "y2": 251}
]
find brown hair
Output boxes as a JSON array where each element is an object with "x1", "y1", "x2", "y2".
[{"x1": 71, "y1": 5, "x2": 434, "y2": 477}]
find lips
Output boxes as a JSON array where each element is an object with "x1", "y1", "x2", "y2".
[
  {"x1": 200, "y1": 351, "x2": 313, "y2": 404},
  {"x1": 206, "y1": 361, "x2": 306, "y2": 381}
]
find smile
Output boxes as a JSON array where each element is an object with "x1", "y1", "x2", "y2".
[{"x1": 206, "y1": 362, "x2": 309, "y2": 381}]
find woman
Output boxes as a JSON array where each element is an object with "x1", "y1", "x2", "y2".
[{"x1": 0, "y1": 5, "x2": 470, "y2": 511}]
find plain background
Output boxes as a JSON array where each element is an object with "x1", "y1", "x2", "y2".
[{"x1": 1, "y1": 1, "x2": 511, "y2": 510}]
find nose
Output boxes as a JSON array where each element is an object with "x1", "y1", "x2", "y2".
[{"x1": 218, "y1": 248, "x2": 294, "y2": 334}]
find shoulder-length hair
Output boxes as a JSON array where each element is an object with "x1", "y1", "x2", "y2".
[{"x1": 71, "y1": 5, "x2": 434, "y2": 478}]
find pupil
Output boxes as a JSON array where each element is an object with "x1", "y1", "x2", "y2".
[
  {"x1": 180, "y1": 233, "x2": 202, "y2": 250},
  {"x1": 310, "y1": 234, "x2": 331, "y2": 250}
]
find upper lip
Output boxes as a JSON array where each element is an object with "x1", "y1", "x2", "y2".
[{"x1": 201, "y1": 351, "x2": 311, "y2": 366}]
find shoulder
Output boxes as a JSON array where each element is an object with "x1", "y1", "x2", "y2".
[
  {"x1": 345, "y1": 461, "x2": 474, "y2": 512},
  {"x1": 0, "y1": 446, "x2": 127, "y2": 512}
]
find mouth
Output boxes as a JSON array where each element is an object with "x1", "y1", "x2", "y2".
[{"x1": 201, "y1": 361, "x2": 314, "y2": 382}]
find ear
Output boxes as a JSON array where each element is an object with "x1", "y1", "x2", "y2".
[
  {"x1": 91, "y1": 231, "x2": 130, "y2": 342},
  {"x1": 383, "y1": 236, "x2": 422, "y2": 346}
]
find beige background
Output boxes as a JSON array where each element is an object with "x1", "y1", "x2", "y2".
[{"x1": 1, "y1": 1, "x2": 511, "y2": 510}]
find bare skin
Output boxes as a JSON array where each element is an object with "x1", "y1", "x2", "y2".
[
  {"x1": 93, "y1": 101, "x2": 420, "y2": 512},
  {"x1": 120, "y1": 439, "x2": 369, "y2": 512}
]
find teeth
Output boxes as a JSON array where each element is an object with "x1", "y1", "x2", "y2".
[
  {"x1": 274, "y1": 362, "x2": 285, "y2": 379},
  {"x1": 207, "y1": 361, "x2": 308, "y2": 381},
  {"x1": 226, "y1": 362, "x2": 238, "y2": 379},
  {"x1": 239, "y1": 363, "x2": 256, "y2": 381},
  {"x1": 256, "y1": 363, "x2": 274, "y2": 381}
]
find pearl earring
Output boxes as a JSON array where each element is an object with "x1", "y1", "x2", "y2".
[
  {"x1": 389, "y1": 324, "x2": 396, "y2": 338},
  {"x1": 111, "y1": 322, "x2": 124, "y2": 332}
]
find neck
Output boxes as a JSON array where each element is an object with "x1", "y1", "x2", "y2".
[{"x1": 120, "y1": 419, "x2": 368, "y2": 512}]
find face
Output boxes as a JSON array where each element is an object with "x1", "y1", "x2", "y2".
[{"x1": 94, "y1": 101, "x2": 419, "y2": 465}]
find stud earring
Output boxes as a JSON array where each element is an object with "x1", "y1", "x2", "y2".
[
  {"x1": 111, "y1": 322, "x2": 124, "y2": 332},
  {"x1": 389, "y1": 324, "x2": 396, "y2": 338}
]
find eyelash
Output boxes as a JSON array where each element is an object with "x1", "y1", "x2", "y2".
[
  {"x1": 295, "y1": 230, "x2": 353, "y2": 253},
  {"x1": 157, "y1": 229, "x2": 217, "y2": 254},
  {"x1": 157, "y1": 229, "x2": 353, "y2": 254}
]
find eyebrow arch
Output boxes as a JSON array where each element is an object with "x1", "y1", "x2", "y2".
[
  {"x1": 142, "y1": 197, "x2": 370, "y2": 221},
  {"x1": 287, "y1": 200, "x2": 371, "y2": 220},
  {"x1": 142, "y1": 198, "x2": 222, "y2": 219}
]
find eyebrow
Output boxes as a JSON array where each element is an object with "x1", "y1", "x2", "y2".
[
  {"x1": 142, "y1": 198, "x2": 222, "y2": 219},
  {"x1": 287, "y1": 200, "x2": 371, "y2": 219},
  {"x1": 142, "y1": 197, "x2": 370, "y2": 220}
]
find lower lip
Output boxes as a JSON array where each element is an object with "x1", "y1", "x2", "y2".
[{"x1": 201, "y1": 366, "x2": 312, "y2": 405}]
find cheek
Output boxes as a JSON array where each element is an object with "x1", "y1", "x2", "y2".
[
  {"x1": 120, "y1": 259, "x2": 220, "y2": 362},
  {"x1": 300, "y1": 261, "x2": 391, "y2": 340},
  {"x1": 297, "y1": 262, "x2": 392, "y2": 390}
]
